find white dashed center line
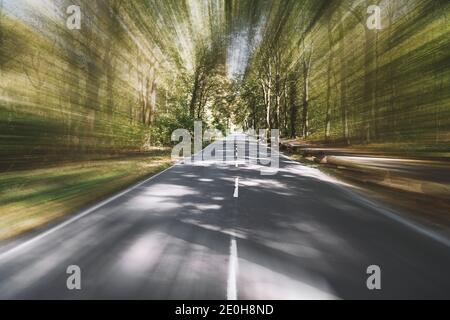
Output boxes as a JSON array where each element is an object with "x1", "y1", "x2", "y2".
[
  {"x1": 227, "y1": 235, "x2": 238, "y2": 300},
  {"x1": 228, "y1": 138, "x2": 240, "y2": 299}
]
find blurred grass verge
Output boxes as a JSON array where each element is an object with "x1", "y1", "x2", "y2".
[{"x1": 0, "y1": 150, "x2": 172, "y2": 241}]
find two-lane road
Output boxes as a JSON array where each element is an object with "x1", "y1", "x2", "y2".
[{"x1": 0, "y1": 134, "x2": 449, "y2": 299}]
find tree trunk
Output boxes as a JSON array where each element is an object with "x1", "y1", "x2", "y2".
[
  {"x1": 266, "y1": 65, "x2": 272, "y2": 129},
  {"x1": 289, "y1": 79, "x2": 298, "y2": 138},
  {"x1": 301, "y1": 57, "x2": 310, "y2": 138},
  {"x1": 283, "y1": 81, "x2": 288, "y2": 136},
  {"x1": 339, "y1": 20, "x2": 350, "y2": 145},
  {"x1": 325, "y1": 21, "x2": 333, "y2": 140},
  {"x1": 274, "y1": 61, "x2": 281, "y2": 130},
  {"x1": 364, "y1": 27, "x2": 376, "y2": 143}
]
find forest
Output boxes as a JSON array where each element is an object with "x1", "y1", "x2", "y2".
[
  {"x1": 1, "y1": 0, "x2": 449, "y2": 170},
  {"x1": 0, "y1": 0, "x2": 450, "y2": 300}
]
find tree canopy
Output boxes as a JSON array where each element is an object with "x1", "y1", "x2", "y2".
[{"x1": 0, "y1": 0, "x2": 449, "y2": 167}]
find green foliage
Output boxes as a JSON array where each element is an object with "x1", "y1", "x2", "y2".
[
  {"x1": 0, "y1": 152, "x2": 171, "y2": 240},
  {"x1": 0, "y1": 1, "x2": 231, "y2": 168},
  {"x1": 149, "y1": 109, "x2": 194, "y2": 146},
  {"x1": 1, "y1": 0, "x2": 449, "y2": 170},
  {"x1": 236, "y1": 0, "x2": 450, "y2": 151}
]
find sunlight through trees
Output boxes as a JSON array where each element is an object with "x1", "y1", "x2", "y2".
[{"x1": 0, "y1": 0, "x2": 449, "y2": 169}]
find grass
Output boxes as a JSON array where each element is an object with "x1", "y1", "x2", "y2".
[{"x1": 0, "y1": 150, "x2": 173, "y2": 241}]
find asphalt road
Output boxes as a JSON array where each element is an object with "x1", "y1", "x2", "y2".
[{"x1": 0, "y1": 134, "x2": 449, "y2": 299}]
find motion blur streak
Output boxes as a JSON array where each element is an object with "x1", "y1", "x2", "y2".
[{"x1": 0, "y1": 0, "x2": 449, "y2": 300}]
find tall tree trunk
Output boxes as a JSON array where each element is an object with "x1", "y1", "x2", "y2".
[
  {"x1": 364, "y1": 27, "x2": 376, "y2": 143},
  {"x1": 387, "y1": 7, "x2": 396, "y2": 140},
  {"x1": 274, "y1": 60, "x2": 281, "y2": 130},
  {"x1": 261, "y1": 64, "x2": 272, "y2": 130},
  {"x1": 301, "y1": 40, "x2": 312, "y2": 139},
  {"x1": 325, "y1": 21, "x2": 333, "y2": 141},
  {"x1": 339, "y1": 20, "x2": 350, "y2": 145},
  {"x1": 301, "y1": 73, "x2": 309, "y2": 139},
  {"x1": 373, "y1": 31, "x2": 379, "y2": 140},
  {"x1": 251, "y1": 96, "x2": 257, "y2": 130},
  {"x1": 289, "y1": 78, "x2": 298, "y2": 138},
  {"x1": 283, "y1": 81, "x2": 288, "y2": 136}
]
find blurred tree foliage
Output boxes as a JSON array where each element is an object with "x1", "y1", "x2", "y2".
[
  {"x1": 0, "y1": 0, "x2": 449, "y2": 169},
  {"x1": 238, "y1": 0, "x2": 450, "y2": 150},
  {"x1": 0, "y1": 0, "x2": 233, "y2": 168}
]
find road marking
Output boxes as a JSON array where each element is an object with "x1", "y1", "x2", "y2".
[
  {"x1": 0, "y1": 165, "x2": 178, "y2": 261},
  {"x1": 233, "y1": 177, "x2": 239, "y2": 198},
  {"x1": 227, "y1": 235, "x2": 238, "y2": 300},
  {"x1": 0, "y1": 138, "x2": 232, "y2": 260}
]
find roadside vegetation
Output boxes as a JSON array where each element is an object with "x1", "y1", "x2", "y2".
[
  {"x1": 237, "y1": 0, "x2": 449, "y2": 153},
  {"x1": 0, "y1": 150, "x2": 171, "y2": 240}
]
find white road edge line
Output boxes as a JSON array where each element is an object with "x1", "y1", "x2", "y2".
[
  {"x1": 233, "y1": 177, "x2": 239, "y2": 198},
  {"x1": 267, "y1": 143, "x2": 450, "y2": 248},
  {"x1": 0, "y1": 165, "x2": 176, "y2": 261},
  {"x1": 0, "y1": 138, "x2": 229, "y2": 261},
  {"x1": 227, "y1": 235, "x2": 238, "y2": 300}
]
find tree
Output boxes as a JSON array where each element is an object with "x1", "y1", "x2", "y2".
[
  {"x1": 300, "y1": 36, "x2": 314, "y2": 138},
  {"x1": 325, "y1": 10, "x2": 335, "y2": 141}
]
